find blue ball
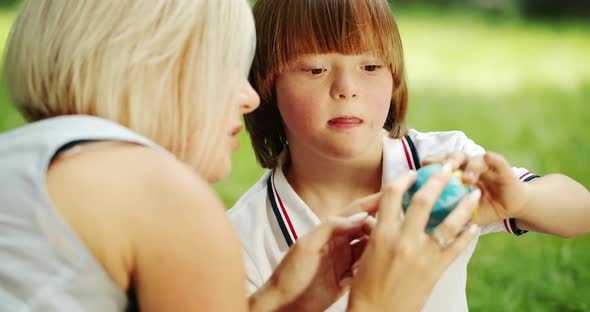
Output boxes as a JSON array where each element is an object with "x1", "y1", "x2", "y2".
[{"x1": 402, "y1": 164, "x2": 474, "y2": 233}]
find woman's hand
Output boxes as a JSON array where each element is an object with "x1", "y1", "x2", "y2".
[
  {"x1": 347, "y1": 169, "x2": 480, "y2": 312},
  {"x1": 249, "y1": 194, "x2": 380, "y2": 312},
  {"x1": 423, "y1": 152, "x2": 529, "y2": 225}
]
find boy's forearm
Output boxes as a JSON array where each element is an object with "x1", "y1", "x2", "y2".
[{"x1": 515, "y1": 174, "x2": 590, "y2": 238}]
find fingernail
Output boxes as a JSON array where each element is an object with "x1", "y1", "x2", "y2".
[
  {"x1": 469, "y1": 189, "x2": 481, "y2": 201},
  {"x1": 441, "y1": 162, "x2": 453, "y2": 174},
  {"x1": 468, "y1": 224, "x2": 480, "y2": 234},
  {"x1": 464, "y1": 171, "x2": 476, "y2": 182},
  {"x1": 347, "y1": 212, "x2": 369, "y2": 223},
  {"x1": 365, "y1": 215, "x2": 377, "y2": 226}
]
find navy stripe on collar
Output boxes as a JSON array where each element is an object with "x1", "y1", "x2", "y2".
[
  {"x1": 402, "y1": 135, "x2": 421, "y2": 170},
  {"x1": 404, "y1": 135, "x2": 421, "y2": 170},
  {"x1": 267, "y1": 171, "x2": 299, "y2": 247},
  {"x1": 267, "y1": 176, "x2": 294, "y2": 247}
]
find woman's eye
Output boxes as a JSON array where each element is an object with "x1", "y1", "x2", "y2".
[
  {"x1": 364, "y1": 65, "x2": 382, "y2": 72},
  {"x1": 306, "y1": 68, "x2": 326, "y2": 75}
]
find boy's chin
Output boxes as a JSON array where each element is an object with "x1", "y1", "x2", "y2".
[{"x1": 323, "y1": 145, "x2": 368, "y2": 160}]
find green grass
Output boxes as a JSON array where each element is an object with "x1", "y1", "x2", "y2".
[
  {"x1": 1, "y1": 7, "x2": 589, "y2": 312},
  {"x1": 0, "y1": 9, "x2": 22, "y2": 130}
]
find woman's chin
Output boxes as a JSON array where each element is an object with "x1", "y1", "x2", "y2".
[{"x1": 207, "y1": 157, "x2": 232, "y2": 184}]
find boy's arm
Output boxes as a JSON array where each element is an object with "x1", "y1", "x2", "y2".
[
  {"x1": 423, "y1": 151, "x2": 590, "y2": 238},
  {"x1": 514, "y1": 174, "x2": 590, "y2": 238}
]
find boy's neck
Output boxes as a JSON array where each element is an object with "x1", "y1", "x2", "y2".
[{"x1": 283, "y1": 142, "x2": 384, "y2": 221}]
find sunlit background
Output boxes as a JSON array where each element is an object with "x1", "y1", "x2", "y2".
[{"x1": 0, "y1": 0, "x2": 588, "y2": 311}]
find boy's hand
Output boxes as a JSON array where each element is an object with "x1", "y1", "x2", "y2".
[{"x1": 423, "y1": 152, "x2": 530, "y2": 226}]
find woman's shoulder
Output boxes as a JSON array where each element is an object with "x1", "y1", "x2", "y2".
[
  {"x1": 60, "y1": 143, "x2": 248, "y2": 310},
  {"x1": 47, "y1": 141, "x2": 216, "y2": 210},
  {"x1": 46, "y1": 142, "x2": 230, "y2": 290},
  {"x1": 47, "y1": 141, "x2": 228, "y2": 239}
]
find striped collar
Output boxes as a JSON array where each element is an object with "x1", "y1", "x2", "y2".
[
  {"x1": 267, "y1": 171, "x2": 299, "y2": 246},
  {"x1": 268, "y1": 134, "x2": 420, "y2": 247}
]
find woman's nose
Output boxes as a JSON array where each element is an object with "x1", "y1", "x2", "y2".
[{"x1": 239, "y1": 80, "x2": 260, "y2": 114}]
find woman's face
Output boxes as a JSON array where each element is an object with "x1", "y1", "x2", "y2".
[{"x1": 206, "y1": 80, "x2": 260, "y2": 183}]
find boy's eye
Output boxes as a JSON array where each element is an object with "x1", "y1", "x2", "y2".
[
  {"x1": 306, "y1": 68, "x2": 326, "y2": 75},
  {"x1": 364, "y1": 65, "x2": 382, "y2": 72}
]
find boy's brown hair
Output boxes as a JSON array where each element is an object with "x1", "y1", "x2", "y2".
[{"x1": 246, "y1": 0, "x2": 408, "y2": 168}]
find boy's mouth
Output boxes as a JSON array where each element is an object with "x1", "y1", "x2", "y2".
[{"x1": 327, "y1": 116, "x2": 363, "y2": 129}]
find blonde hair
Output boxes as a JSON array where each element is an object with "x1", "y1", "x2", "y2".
[
  {"x1": 4, "y1": 0, "x2": 256, "y2": 174},
  {"x1": 245, "y1": 0, "x2": 408, "y2": 168}
]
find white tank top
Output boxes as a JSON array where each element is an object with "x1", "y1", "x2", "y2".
[{"x1": 0, "y1": 115, "x2": 167, "y2": 311}]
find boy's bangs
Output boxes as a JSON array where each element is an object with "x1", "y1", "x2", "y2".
[{"x1": 275, "y1": 0, "x2": 396, "y2": 73}]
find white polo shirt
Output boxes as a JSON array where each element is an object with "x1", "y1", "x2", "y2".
[{"x1": 228, "y1": 129, "x2": 537, "y2": 312}]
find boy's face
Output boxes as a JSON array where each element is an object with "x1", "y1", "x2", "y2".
[{"x1": 275, "y1": 53, "x2": 393, "y2": 160}]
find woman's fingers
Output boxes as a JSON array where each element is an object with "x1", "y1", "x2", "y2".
[
  {"x1": 403, "y1": 162, "x2": 453, "y2": 234},
  {"x1": 376, "y1": 171, "x2": 417, "y2": 232},
  {"x1": 439, "y1": 224, "x2": 479, "y2": 265},
  {"x1": 346, "y1": 168, "x2": 484, "y2": 311},
  {"x1": 298, "y1": 213, "x2": 369, "y2": 252},
  {"x1": 422, "y1": 152, "x2": 468, "y2": 170},
  {"x1": 429, "y1": 188, "x2": 481, "y2": 247},
  {"x1": 343, "y1": 192, "x2": 382, "y2": 217}
]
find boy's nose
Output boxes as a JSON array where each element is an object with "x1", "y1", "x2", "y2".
[
  {"x1": 331, "y1": 73, "x2": 358, "y2": 100},
  {"x1": 337, "y1": 92, "x2": 357, "y2": 99}
]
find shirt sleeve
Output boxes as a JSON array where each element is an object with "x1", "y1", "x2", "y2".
[
  {"x1": 409, "y1": 129, "x2": 486, "y2": 160},
  {"x1": 480, "y1": 167, "x2": 540, "y2": 235}
]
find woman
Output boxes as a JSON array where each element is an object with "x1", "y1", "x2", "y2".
[{"x1": 0, "y1": 0, "x2": 478, "y2": 311}]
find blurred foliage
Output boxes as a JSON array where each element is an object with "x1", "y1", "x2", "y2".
[
  {"x1": 389, "y1": 0, "x2": 590, "y2": 21},
  {"x1": 519, "y1": 0, "x2": 590, "y2": 20},
  {"x1": 0, "y1": 0, "x2": 19, "y2": 9}
]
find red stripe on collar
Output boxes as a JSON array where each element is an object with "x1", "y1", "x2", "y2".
[
  {"x1": 401, "y1": 137, "x2": 415, "y2": 170},
  {"x1": 518, "y1": 171, "x2": 531, "y2": 180},
  {"x1": 272, "y1": 171, "x2": 299, "y2": 241}
]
